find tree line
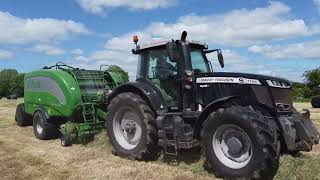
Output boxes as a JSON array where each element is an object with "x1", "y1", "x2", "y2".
[
  {"x1": 0, "y1": 69, "x2": 24, "y2": 98},
  {"x1": 292, "y1": 67, "x2": 320, "y2": 101}
]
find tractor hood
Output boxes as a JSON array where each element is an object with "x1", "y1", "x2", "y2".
[{"x1": 195, "y1": 72, "x2": 293, "y2": 113}]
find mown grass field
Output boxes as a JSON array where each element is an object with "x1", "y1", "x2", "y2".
[{"x1": 0, "y1": 99, "x2": 319, "y2": 180}]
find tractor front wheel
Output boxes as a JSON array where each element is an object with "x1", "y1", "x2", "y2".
[
  {"x1": 106, "y1": 92, "x2": 158, "y2": 160},
  {"x1": 201, "y1": 106, "x2": 279, "y2": 180}
]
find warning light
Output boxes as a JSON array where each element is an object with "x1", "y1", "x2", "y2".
[{"x1": 133, "y1": 35, "x2": 139, "y2": 44}]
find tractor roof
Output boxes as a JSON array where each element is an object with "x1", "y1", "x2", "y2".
[{"x1": 133, "y1": 40, "x2": 208, "y2": 54}]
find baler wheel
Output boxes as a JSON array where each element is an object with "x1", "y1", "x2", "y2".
[
  {"x1": 33, "y1": 111, "x2": 60, "y2": 140},
  {"x1": 61, "y1": 135, "x2": 72, "y2": 147},
  {"x1": 201, "y1": 106, "x2": 279, "y2": 180},
  {"x1": 15, "y1": 103, "x2": 32, "y2": 126}
]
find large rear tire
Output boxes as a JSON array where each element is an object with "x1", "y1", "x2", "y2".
[
  {"x1": 201, "y1": 106, "x2": 279, "y2": 180},
  {"x1": 106, "y1": 92, "x2": 158, "y2": 160},
  {"x1": 33, "y1": 111, "x2": 59, "y2": 140},
  {"x1": 15, "y1": 103, "x2": 32, "y2": 126}
]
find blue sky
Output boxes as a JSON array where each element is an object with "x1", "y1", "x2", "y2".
[{"x1": 0, "y1": 0, "x2": 319, "y2": 82}]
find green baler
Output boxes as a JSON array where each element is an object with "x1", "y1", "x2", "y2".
[{"x1": 15, "y1": 62, "x2": 124, "y2": 146}]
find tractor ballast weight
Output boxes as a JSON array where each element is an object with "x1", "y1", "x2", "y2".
[{"x1": 19, "y1": 62, "x2": 124, "y2": 145}]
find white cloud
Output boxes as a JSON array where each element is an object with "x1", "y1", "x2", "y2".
[
  {"x1": 71, "y1": 48, "x2": 83, "y2": 55},
  {"x1": 215, "y1": 50, "x2": 305, "y2": 81},
  {"x1": 94, "y1": 1, "x2": 318, "y2": 79},
  {"x1": 74, "y1": 55, "x2": 89, "y2": 62},
  {"x1": 314, "y1": 0, "x2": 320, "y2": 13},
  {"x1": 76, "y1": 0, "x2": 176, "y2": 15},
  {"x1": 0, "y1": 11, "x2": 90, "y2": 45},
  {"x1": 73, "y1": 2, "x2": 319, "y2": 81},
  {"x1": 105, "y1": 1, "x2": 320, "y2": 49},
  {"x1": 68, "y1": 49, "x2": 138, "y2": 80},
  {"x1": 0, "y1": 49, "x2": 13, "y2": 60},
  {"x1": 248, "y1": 40, "x2": 320, "y2": 59},
  {"x1": 27, "y1": 44, "x2": 66, "y2": 56}
]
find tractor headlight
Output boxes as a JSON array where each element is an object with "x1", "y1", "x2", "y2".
[{"x1": 266, "y1": 80, "x2": 291, "y2": 88}]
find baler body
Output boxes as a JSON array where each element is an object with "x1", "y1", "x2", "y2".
[
  {"x1": 22, "y1": 64, "x2": 124, "y2": 143},
  {"x1": 24, "y1": 69, "x2": 83, "y2": 118}
]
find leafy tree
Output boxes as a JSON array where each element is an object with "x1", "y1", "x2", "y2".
[
  {"x1": 0, "y1": 69, "x2": 18, "y2": 97},
  {"x1": 303, "y1": 67, "x2": 320, "y2": 97},
  {"x1": 107, "y1": 65, "x2": 129, "y2": 82},
  {"x1": 0, "y1": 69, "x2": 24, "y2": 97},
  {"x1": 292, "y1": 82, "x2": 309, "y2": 101},
  {"x1": 11, "y1": 73, "x2": 25, "y2": 97}
]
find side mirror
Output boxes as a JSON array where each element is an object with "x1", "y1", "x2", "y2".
[
  {"x1": 217, "y1": 50, "x2": 224, "y2": 68},
  {"x1": 166, "y1": 42, "x2": 179, "y2": 62}
]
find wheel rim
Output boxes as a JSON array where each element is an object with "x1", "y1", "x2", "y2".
[
  {"x1": 113, "y1": 107, "x2": 142, "y2": 150},
  {"x1": 35, "y1": 114, "x2": 43, "y2": 134},
  {"x1": 212, "y1": 124, "x2": 252, "y2": 169},
  {"x1": 61, "y1": 139, "x2": 66, "y2": 146}
]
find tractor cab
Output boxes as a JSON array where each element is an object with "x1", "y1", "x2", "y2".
[{"x1": 132, "y1": 32, "x2": 224, "y2": 111}]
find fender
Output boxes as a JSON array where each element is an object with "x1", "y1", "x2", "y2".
[
  {"x1": 34, "y1": 106, "x2": 50, "y2": 119},
  {"x1": 107, "y1": 80, "x2": 167, "y2": 113},
  {"x1": 193, "y1": 96, "x2": 240, "y2": 138}
]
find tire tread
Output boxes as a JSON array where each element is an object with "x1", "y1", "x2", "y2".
[{"x1": 201, "y1": 106, "x2": 279, "y2": 180}]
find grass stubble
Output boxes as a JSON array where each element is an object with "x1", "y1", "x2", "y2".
[{"x1": 0, "y1": 99, "x2": 319, "y2": 180}]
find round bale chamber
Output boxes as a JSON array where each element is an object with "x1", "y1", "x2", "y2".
[
  {"x1": 24, "y1": 69, "x2": 81, "y2": 118},
  {"x1": 24, "y1": 68, "x2": 107, "y2": 121}
]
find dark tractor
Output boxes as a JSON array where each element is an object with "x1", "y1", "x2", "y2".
[
  {"x1": 312, "y1": 96, "x2": 320, "y2": 108},
  {"x1": 105, "y1": 31, "x2": 319, "y2": 179}
]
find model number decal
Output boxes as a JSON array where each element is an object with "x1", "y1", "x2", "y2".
[{"x1": 196, "y1": 77, "x2": 261, "y2": 85}]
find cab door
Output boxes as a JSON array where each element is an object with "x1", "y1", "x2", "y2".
[{"x1": 145, "y1": 48, "x2": 181, "y2": 110}]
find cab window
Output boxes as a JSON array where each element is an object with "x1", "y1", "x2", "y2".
[{"x1": 191, "y1": 50, "x2": 210, "y2": 73}]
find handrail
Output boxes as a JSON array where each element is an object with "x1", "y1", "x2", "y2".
[
  {"x1": 43, "y1": 62, "x2": 76, "y2": 70},
  {"x1": 100, "y1": 64, "x2": 110, "y2": 71}
]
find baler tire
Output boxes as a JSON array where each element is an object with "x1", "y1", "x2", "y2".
[
  {"x1": 61, "y1": 135, "x2": 72, "y2": 147},
  {"x1": 106, "y1": 92, "x2": 159, "y2": 161},
  {"x1": 33, "y1": 111, "x2": 59, "y2": 140},
  {"x1": 15, "y1": 103, "x2": 32, "y2": 127},
  {"x1": 201, "y1": 106, "x2": 279, "y2": 180}
]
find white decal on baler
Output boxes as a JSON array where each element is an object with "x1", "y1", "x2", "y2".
[{"x1": 196, "y1": 77, "x2": 261, "y2": 85}]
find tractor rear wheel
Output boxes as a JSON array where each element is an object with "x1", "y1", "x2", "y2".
[
  {"x1": 33, "y1": 111, "x2": 59, "y2": 140},
  {"x1": 15, "y1": 103, "x2": 32, "y2": 126},
  {"x1": 106, "y1": 92, "x2": 158, "y2": 160},
  {"x1": 201, "y1": 106, "x2": 279, "y2": 180}
]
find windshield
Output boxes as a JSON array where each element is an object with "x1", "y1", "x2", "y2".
[{"x1": 191, "y1": 49, "x2": 210, "y2": 73}]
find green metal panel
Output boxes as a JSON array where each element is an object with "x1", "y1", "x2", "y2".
[
  {"x1": 103, "y1": 71, "x2": 125, "y2": 89},
  {"x1": 24, "y1": 63, "x2": 124, "y2": 142},
  {"x1": 24, "y1": 69, "x2": 82, "y2": 117}
]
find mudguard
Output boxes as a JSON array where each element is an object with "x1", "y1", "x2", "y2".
[
  {"x1": 107, "y1": 80, "x2": 167, "y2": 113},
  {"x1": 193, "y1": 96, "x2": 240, "y2": 138},
  {"x1": 34, "y1": 106, "x2": 50, "y2": 119}
]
